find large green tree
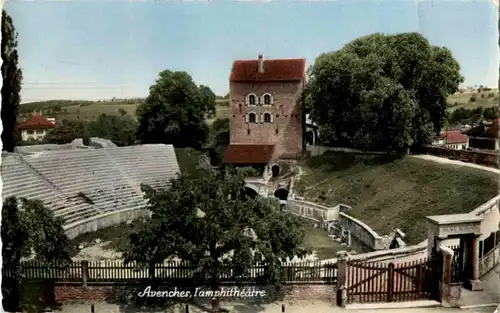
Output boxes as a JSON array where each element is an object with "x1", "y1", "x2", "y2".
[
  {"x1": 2, "y1": 197, "x2": 71, "y2": 311},
  {"x1": 42, "y1": 120, "x2": 89, "y2": 145},
  {"x1": 122, "y1": 168, "x2": 309, "y2": 312},
  {"x1": 1, "y1": 10, "x2": 23, "y2": 152},
  {"x1": 136, "y1": 71, "x2": 216, "y2": 149},
  {"x1": 305, "y1": 33, "x2": 463, "y2": 151},
  {"x1": 87, "y1": 113, "x2": 138, "y2": 146}
]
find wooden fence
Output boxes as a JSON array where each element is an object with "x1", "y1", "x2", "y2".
[{"x1": 2, "y1": 260, "x2": 338, "y2": 285}]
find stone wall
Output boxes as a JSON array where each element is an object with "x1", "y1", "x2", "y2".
[
  {"x1": 53, "y1": 284, "x2": 336, "y2": 303},
  {"x1": 338, "y1": 212, "x2": 392, "y2": 250},
  {"x1": 286, "y1": 199, "x2": 339, "y2": 222},
  {"x1": 307, "y1": 146, "x2": 390, "y2": 157},
  {"x1": 63, "y1": 208, "x2": 152, "y2": 240},
  {"x1": 420, "y1": 145, "x2": 499, "y2": 168}
]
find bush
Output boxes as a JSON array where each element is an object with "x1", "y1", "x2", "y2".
[{"x1": 469, "y1": 95, "x2": 477, "y2": 102}]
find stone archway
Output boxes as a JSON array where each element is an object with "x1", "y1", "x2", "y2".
[
  {"x1": 244, "y1": 186, "x2": 258, "y2": 199},
  {"x1": 271, "y1": 164, "x2": 280, "y2": 177},
  {"x1": 274, "y1": 188, "x2": 289, "y2": 201}
]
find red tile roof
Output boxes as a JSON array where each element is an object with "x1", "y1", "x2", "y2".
[
  {"x1": 17, "y1": 115, "x2": 56, "y2": 130},
  {"x1": 439, "y1": 130, "x2": 468, "y2": 144},
  {"x1": 230, "y1": 57, "x2": 306, "y2": 82},
  {"x1": 222, "y1": 144, "x2": 275, "y2": 164}
]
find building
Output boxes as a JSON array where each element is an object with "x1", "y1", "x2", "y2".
[
  {"x1": 222, "y1": 54, "x2": 307, "y2": 175},
  {"x1": 462, "y1": 118, "x2": 499, "y2": 151},
  {"x1": 17, "y1": 114, "x2": 56, "y2": 142},
  {"x1": 432, "y1": 130, "x2": 469, "y2": 150}
]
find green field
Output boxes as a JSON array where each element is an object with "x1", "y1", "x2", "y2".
[
  {"x1": 447, "y1": 88, "x2": 498, "y2": 111},
  {"x1": 295, "y1": 153, "x2": 498, "y2": 244},
  {"x1": 19, "y1": 99, "x2": 230, "y2": 123}
]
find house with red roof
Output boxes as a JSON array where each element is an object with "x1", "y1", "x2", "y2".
[
  {"x1": 17, "y1": 113, "x2": 56, "y2": 142},
  {"x1": 462, "y1": 118, "x2": 500, "y2": 150},
  {"x1": 432, "y1": 130, "x2": 469, "y2": 150},
  {"x1": 222, "y1": 54, "x2": 307, "y2": 178}
]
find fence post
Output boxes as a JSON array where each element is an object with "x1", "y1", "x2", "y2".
[
  {"x1": 336, "y1": 253, "x2": 348, "y2": 307},
  {"x1": 387, "y1": 263, "x2": 394, "y2": 302},
  {"x1": 81, "y1": 260, "x2": 89, "y2": 288}
]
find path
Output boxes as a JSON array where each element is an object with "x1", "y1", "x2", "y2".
[
  {"x1": 410, "y1": 155, "x2": 500, "y2": 174},
  {"x1": 53, "y1": 301, "x2": 497, "y2": 313}
]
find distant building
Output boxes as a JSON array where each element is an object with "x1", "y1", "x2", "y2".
[
  {"x1": 462, "y1": 118, "x2": 499, "y2": 151},
  {"x1": 223, "y1": 54, "x2": 307, "y2": 176},
  {"x1": 432, "y1": 130, "x2": 469, "y2": 150},
  {"x1": 17, "y1": 114, "x2": 56, "y2": 142}
]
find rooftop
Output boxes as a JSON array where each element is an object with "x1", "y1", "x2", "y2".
[
  {"x1": 230, "y1": 55, "x2": 306, "y2": 82},
  {"x1": 17, "y1": 115, "x2": 56, "y2": 130}
]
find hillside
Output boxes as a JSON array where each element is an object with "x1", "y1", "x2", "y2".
[
  {"x1": 19, "y1": 99, "x2": 230, "y2": 122},
  {"x1": 295, "y1": 152, "x2": 498, "y2": 244},
  {"x1": 447, "y1": 88, "x2": 498, "y2": 111}
]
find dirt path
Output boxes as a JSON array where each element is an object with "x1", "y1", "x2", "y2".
[{"x1": 411, "y1": 155, "x2": 500, "y2": 175}]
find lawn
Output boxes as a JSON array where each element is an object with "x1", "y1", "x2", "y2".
[{"x1": 295, "y1": 152, "x2": 499, "y2": 244}]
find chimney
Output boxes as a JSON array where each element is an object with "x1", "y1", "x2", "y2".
[{"x1": 258, "y1": 54, "x2": 264, "y2": 73}]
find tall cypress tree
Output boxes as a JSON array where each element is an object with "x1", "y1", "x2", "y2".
[{"x1": 1, "y1": 10, "x2": 23, "y2": 152}]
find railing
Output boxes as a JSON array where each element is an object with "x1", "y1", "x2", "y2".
[
  {"x1": 479, "y1": 243, "x2": 500, "y2": 277},
  {"x1": 2, "y1": 260, "x2": 338, "y2": 285}
]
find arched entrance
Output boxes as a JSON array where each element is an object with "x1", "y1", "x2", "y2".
[
  {"x1": 244, "y1": 186, "x2": 258, "y2": 199},
  {"x1": 271, "y1": 164, "x2": 280, "y2": 177},
  {"x1": 274, "y1": 188, "x2": 289, "y2": 201}
]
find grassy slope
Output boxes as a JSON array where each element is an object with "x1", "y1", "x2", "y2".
[
  {"x1": 296, "y1": 153, "x2": 498, "y2": 244},
  {"x1": 447, "y1": 89, "x2": 498, "y2": 111}
]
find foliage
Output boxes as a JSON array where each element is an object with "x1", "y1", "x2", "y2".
[
  {"x1": 86, "y1": 113, "x2": 138, "y2": 146},
  {"x1": 121, "y1": 168, "x2": 309, "y2": 311},
  {"x1": 305, "y1": 32, "x2": 463, "y2": 151},
  {"x1": 136, "y1": 70, "x2": 216, "y2": 149},
  {"x1": 42, "y1": 120, "x2": 89, "y2": 145},
  {"x1": 448, "y1": 106, "x2": 498, "y2": 125},
  {"x1": 2, "y1": 197, "x2": 71, "y2": 311},
  {"x1": 1, "y1": 10, "x2": 23, "y2": 152}
]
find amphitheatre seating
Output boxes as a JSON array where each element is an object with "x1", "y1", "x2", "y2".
[{"x1": 1, "y1": 144, "x2": 180, "y2": 227}]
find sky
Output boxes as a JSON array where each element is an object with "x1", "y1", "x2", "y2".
[{"x1": 4, "y1": 0, "x2": 499, "y2": 102}]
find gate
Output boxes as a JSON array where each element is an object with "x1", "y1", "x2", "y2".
[{"x1": 346, "y1": 257, "x2": 440, "y2": 304}]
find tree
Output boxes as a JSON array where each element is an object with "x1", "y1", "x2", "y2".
[
  {"x1": 43, "y1": 120, "x2": 89, "y2": 145},
  {"x1": 2, "y1": 197, "x2": 71, "y2": 311},
  {"x1": 87, "y1": 113, "x2": 137, "y2": 146},
  {"x1": 136, "y1": 70, "x2": 216, "y2": 149},
  {"x1": 1, "y1": 10, "x2": 23, "y2": 152},
  {"x1": 305, "y1": 33, "x2": 463, "y2": 151},
  {"x1": 122, "y1": 168, "x2": 309, "y2": 312}
]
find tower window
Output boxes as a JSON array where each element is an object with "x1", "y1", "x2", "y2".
[
  {"x1": 264, "y1": 113, "x2": 271, "y2": 123},
  {"x1": 263, "y1": 94, "x2": 273, "y2": 105},
  {"x1": 249, "y1": 113, "x2": 256, "y2": 123},
  {"x1": 248, "y1": 94, "x2": 256, "y2": 105},
  {"x1": 247, "y1": 129, "x2": 251, "y2": 135},
  {"x1": 275, "y1": 129, "x2": 279, "y2": 134}
]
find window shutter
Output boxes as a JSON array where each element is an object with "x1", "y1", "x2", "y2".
[
  {"x1": 245, "y1": 114, "x2": 249, "y2": 123},
  {"x1": 270, "y1": 114, "x2": 274, "y2": 123},
  {"x1": 260, "y1": 113, "x2": 264, "y2": 123},
  {"x1": 245, "y1": 95, "x2": 249, "y2": 105},
  {"x1": 270, "y1": 95, "x2": 274, "y2": 105}
]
